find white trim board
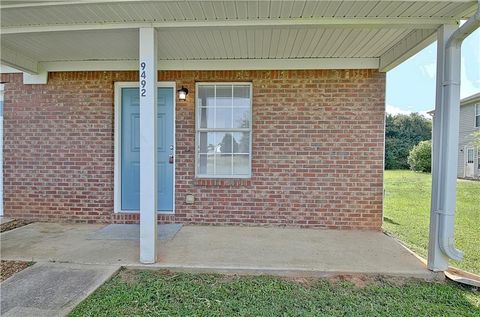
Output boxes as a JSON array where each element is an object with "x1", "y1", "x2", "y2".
[
  {"x1": 114, "y1": 81, "x2": 176, "y2": 214},
  {"x1": 38, "y1": 58, "x2": 380, "y2": 72},
  {"x1": 0, "y1": 18, "x2": 455, "y2": 35},
  {"x1": 1, "y1": 58, "x2": 380, "y2": 75}
]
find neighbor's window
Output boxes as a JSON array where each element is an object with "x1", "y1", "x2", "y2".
[
  {"x1": 476, "y1": 104, "x2": 480, "y2": 128},
  {"x1": 478, "y1": 149, "x2": 480, "y2": 170},
  {"x1": 196, "y1": 83, "x2": 252, "y2": 178}
]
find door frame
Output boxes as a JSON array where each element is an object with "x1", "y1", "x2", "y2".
[
  {"x1": 113, "y1": 81, "x2": 176, "y2": 214},
  {"x1": 464, "y1": 145, "x2": 475, "y2": 178}
]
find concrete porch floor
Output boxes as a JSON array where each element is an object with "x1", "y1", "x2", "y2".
[{"x1": 0, "y1": 223, "x2": 435, "y2": 278}]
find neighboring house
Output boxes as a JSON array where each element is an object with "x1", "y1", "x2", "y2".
[
  {"x1": 0, "y1": 1, "x2": 477, "y2": 263},
  {"x1": 429, "y1": 93, "x2": 480, "y2": 179},
  {"x1": 458, "y1": 93, "x2": 480, "y2": 179}
]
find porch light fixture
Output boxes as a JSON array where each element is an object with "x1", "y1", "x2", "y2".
[{"x1": 177, "y1": 86, "x2": 188, "y2": 101}]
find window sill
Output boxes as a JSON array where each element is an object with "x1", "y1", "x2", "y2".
[{"x1": 194, "y1": 178, "x2": 252, "y2": 187}]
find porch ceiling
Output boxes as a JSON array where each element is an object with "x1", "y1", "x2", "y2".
[{"x1": 0, "y1": 1, "x2": 477, "y2": 74}]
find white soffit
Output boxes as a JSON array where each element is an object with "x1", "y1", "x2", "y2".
[
  {"x1": 0, "y1": 1, "x2": 477, "y2": 73},
  {"x1": 1, "y1": 1, "x2": 475, "y2": 27}
]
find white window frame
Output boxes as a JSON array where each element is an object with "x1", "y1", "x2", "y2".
[
  {"x1": 476, "y1": 103, "x2": 480, "y2": 128},
  {"x1": 114, "y1": 81, "x2": 176, "y2": 214},
  {"x1": 195, "y1": 82, "x2": 253, "y2": 179}
]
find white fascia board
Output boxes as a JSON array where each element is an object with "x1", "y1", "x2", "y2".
[
  {"x1": 40, "y1": 58, "x2": 379, "y2": 72},
  {"x1": 0, "y1": 17, "x2": 455, "y2": 35},
  {"x1": 23, "y1": 71, "x2": 48, "y2": 84},
  {"x1": 0, "y1": 46, "x2": 38, "y2": 74},
  {"x1": 460, "y1": 92, "x2": 480, "y2": 105},
  {"x1": 0, "y1": 64, "x2": 22, "y2": 73},
  {"x1": 379, "y1": 28, "x2": 439, "y2": 72}
]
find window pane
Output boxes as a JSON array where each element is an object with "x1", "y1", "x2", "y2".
[
  {"x1": 199, "y1": 132, "x2": 215, "y2": 154},
  {"x1": 215, "y1": 154, "x2": 232, "y2": 175},
  {"x1": 215, "y1": 132, "x2": 234, "y2": 154},
  {"x1": 215, "y1": 107, "x2": 233, "y2": 129},
  {"x1": 216, "y1": 85, "x2": 232, "y2": 107},
  {"x1": 468, "y1": 149, "x2": 474, "y2": 163},
  {"x1": 233, "y1": 85, "x2": 250, "y2": 107},
  {"x1": 233, "y1": 154, "x2": 250, "y2": 175},
  {"x1": 478, "y1": 150, "x2": 480, "y2": 169},
  {"x1": 476, "y1": 115, "x2": 479, "y2": 128},
  {"x1": 233, "y1": 107, "x2": 250, "y2": 128},
  {"x1": 199, "y1": 107, "x2": 214, "y2": 128},
  {"x1": 232, "y1": 132, "x2": 250, "y2": 153},
  {"x1": 197, "y1": 85, "x2": 214, "y2": 108},
  {"x1": 198, "y1": 154, "x2": 214, "y2": 175}
]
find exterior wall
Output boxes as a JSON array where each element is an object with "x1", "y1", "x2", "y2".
[
  {"x1": 1, "y1": 70, "x2": 385, "y2": 230},
  {"x1": 457, "y1": 101, "x2": 480, "y2": 179}
]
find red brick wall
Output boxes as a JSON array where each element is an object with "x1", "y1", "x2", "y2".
[{"x1": 1, "y1": 70, "x2": 385, "y2": 229}]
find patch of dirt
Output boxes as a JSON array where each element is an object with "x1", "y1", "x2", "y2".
[
  {"x1": 283, "y1": 274, "x2": 417, "y2": 288},
  {"x1": 0, "y1": 219, "x2": 33, "y2": 233},
  {"x1": 327, "y1": 274, "x2": 419, "y2": 288},
  {"x1": 327, "y1": 274, "x2": 374, "y2": 288},
  {"x1": 117, "y1": 268, "x2": 140, "y2": 285},
  {"x1": 282, "y1": 276, "x2": 319, "y2": 287},
  {"x1": 0, "y1": 260, "x2": 34, "y2": 282}
]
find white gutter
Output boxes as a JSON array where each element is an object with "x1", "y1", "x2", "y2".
[{"x1": 437, "y1": 0, "x2": 480, "y2": 261}]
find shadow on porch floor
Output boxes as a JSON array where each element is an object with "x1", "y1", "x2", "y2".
[{"x1": 0, "y1": 223, "x2": 437, "y2": 279}]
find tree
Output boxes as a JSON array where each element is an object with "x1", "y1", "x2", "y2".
[
  {"x1": 472, "y1": 130, "x2": 480, "y2": 148},
  {"x1": 408, "y1": 140, "x2": 432, "y2": 173},
  {"x1": 385, "y1": 113, "x2": 432, "y2": 169}
]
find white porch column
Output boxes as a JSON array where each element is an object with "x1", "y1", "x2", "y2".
[
  {"x1": 139, "y1": 27, "x2": 158, "y2": 264},
  {"x1": 427, "y1": 24, "x2": 458, "y2": 271}
]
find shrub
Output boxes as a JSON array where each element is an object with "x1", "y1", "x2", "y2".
[{"x1": 408, "y1": 140, "x2": 432, "y2": 172}]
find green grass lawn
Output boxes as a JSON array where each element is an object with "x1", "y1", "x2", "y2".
[
  {"x1": 383, "y1": 170, "x2": 480, "y2": 275},
  {"x1": 69, "y1": 269, "x2": 479, "y2": 317}
]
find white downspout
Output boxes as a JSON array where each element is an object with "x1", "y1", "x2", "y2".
[{"x1": 437, "y1": 2, "x2": 480, "y2": 262}]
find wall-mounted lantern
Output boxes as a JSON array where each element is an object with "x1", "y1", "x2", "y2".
[{"x1": 177, "y1": 86, "x2": 188, "y2": 101}]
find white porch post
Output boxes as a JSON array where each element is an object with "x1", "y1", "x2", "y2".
[
  {"x1": 428, "y1": 24, "x2": 457, "y2": 271},
  {"x1": 139, "y1": 27, "x2": 158, "y2": 264}
]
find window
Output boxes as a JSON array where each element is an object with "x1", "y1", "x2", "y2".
[
  {"x1": 476, "y1": 104, "x2": 480, "y2": 128},
  {"x1": 478, "y1": 149, "x2": 480, "y2": 170},
  {"x1": 467, "y1": 148, "x2": 474, "y2": 164},
  {"x1": 196, "y1": 83, "x2": 252, "y2": 178}
]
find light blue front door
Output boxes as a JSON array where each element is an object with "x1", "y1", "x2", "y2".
[{"x1": 121, "y1": 87, "x2": 174, "y2": 211}]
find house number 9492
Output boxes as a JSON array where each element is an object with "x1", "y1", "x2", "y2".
[{"x1": 140, "y1": 61, "x2": 147, "y2": 97}]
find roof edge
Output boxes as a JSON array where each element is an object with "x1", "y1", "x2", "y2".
[{"x1": 461, "y1": 92, "x2": 480, "y2": 105}]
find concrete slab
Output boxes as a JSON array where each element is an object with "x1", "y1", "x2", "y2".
[
  {"x1": 0, "y1": 262, "x2": 118, "y2": 317},
  {"x1": 88, "y1": 223, "x2": 182, "y2": 241},
  {"x1": 0, "y1": 223, "x2": 137, "y2": 265},
  {"x1": 1, "y1": 223, "x2": 434, "y2": 278},
  {"x1": 157, "y1": 226, "x2": 435, "y2": 278}
]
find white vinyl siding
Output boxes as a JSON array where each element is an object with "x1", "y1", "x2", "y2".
[{"x1": 195, "y1": 83, "x2": 252, "y2": 178}]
